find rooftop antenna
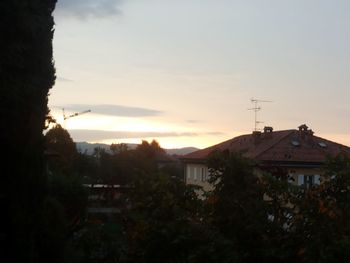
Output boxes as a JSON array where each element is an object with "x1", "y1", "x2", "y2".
[
  {"x1": 248, "y1": 98, "x2": 272, "y2": 132},
  {"x1": 62, "y1": 108, "x2": 91, "y2": 128}
]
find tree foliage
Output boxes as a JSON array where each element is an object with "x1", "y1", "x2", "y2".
[
  {"x1": 58, "y1": 141, "x2": 350, "y2": 263},
  {"x1": 1, "y1": 0, "x2": 57, "y2": 261},
  {"x1": 45, "y1": 124, "x2": 78, "y2": 174},
  {"x1": 205, "y1": 151, "x2": 350, "y2": 263},
  {"x1": 78, "y1": 139, "x2": 181, "y2": 185},
  {"x1": 285, "y1": 155, "x2": 350, "y2": 262},
  {"x1": 206, "y1": 151, "x2": 270, "y2": 262},
  {"x1": 124, "y1": 171, "x2": 234, "y2": 263}
]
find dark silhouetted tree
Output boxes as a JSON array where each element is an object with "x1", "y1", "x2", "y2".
[
  {"x1": 126, "y1": 172, "x2": 204, "y2": 263},
  {"x1": 45, "y1": 125, "x2": 88, "y2": 240},
  {"x1": 206, "y1": 151, "x2": 350, "y2": 263},
  {"x1": 45, "y1": 124, "x2": 78, "y2": 174},
  {"x1": 110, "y1": 143, "x2": 129, "y2": 154},
  {"x1": 133, "y1": 140, "x2": 166, "y2": 174},
  {"x1": 207, "y1": 151, "x2": 270, "y2": 262},
  {"x1": 286, "y1": 155, "x2": 350, "y2": 262},
  {"x1": 0, "y1": 0, "x2": 57, "y2": 261}
]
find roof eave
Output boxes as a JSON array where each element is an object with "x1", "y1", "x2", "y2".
[
  {"x1": 180, "y1": 157, "x2": 206, "y2": 164},
  {"x1": 258, "y1": 160, "x2": 324, "y2": 168}
]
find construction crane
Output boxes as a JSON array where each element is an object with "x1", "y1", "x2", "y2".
[
  {"x1": 248, "y1": 98, "x2": 272, "y2": 132},
  {"x1": 62, "y1": 108, "x2": 91, "y2": 127}
]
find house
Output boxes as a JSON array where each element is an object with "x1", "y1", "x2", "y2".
[
  {"x1": 83, "y1": 184, "x2": 129, "y2": 222},
  {"x1": 182, "y1": 124, "x2": 350, "y2": 191}
]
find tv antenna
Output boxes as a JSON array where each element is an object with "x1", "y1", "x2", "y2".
[
  {"x1": 248, "y1": 98, "x2": 272, "y2": 131},
  {"x1": 62, "y1": 108, "x2": 91, "y2": 128}
]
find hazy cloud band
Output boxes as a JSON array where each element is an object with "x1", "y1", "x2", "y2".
[
  {"x1": 58, "y1": 104, "x2": 163, "y2": 117},
  {"x1": 57, "y1": 77, "x2": 73, "y2": 82},
  {"x1": 55, "y1": 0, "x2": 123, "y2": 19},
  {"x1": 68, "y1": 129, "x2": 224, "y2": 141}
]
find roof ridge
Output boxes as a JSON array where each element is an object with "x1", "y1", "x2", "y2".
[
  {"x1": 313, "y1": 134, "x2": 350, "y2": 149},
  {"x1": 203, "y1": 133, "x2": 248, "y2": 148},
  {"x1": 254, "y1": 130, "x2": 295, "y2": 159}
]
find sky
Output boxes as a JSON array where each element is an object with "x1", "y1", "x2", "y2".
[{"x1": 48, "y1": 0, "x2": 350, "y2": 149}]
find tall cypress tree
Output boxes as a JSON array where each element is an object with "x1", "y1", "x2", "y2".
[{"x1": 0, "y1": 0, "x2": 57, "y2": 261}]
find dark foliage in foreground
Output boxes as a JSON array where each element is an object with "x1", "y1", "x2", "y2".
[
  {"x1": 11, "y1": 118, "x2": 350, "y2": 263},
  {"x1": 1, "y1": 1, "x2": 57, "y2": 262},
  {"x1": 73, "y1": 150, "x2": 350, "y2": 263},
  {"x1": 39, "y1": 124, "x2": 350, "y2": 262},
  {"x1": 205, "y1": 151, "x2": 350, "y2": 263}
]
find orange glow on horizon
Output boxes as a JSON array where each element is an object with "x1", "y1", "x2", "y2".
[{"x1": 49, "y1": 107, "x2": 235, "y2": 149}]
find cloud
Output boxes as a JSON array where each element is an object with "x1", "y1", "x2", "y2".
[
  {"x1": 186, "y1": 120, "x2": 200, "y2": 124},
  {"x1": 56, "y1": 77, "x2": 73, "y2": 82},
  {"x1": 55, "y1": 0, "x2": 123, "y2": 19},
  {"x1": 68, "y1": 129, "x2": 198, "y2": 141},
  {"x1": 68, "y1": 129, "x2": 225, "y2": 141},
  {"x1": 58, "y1": 104, "x2": 163, "y2": 117},
  {"x1": 205, "y1": 132, "x2": 225, "y2": 136}
]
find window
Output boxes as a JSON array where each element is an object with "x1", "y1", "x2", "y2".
[
  {"x1": 291, "y1": 140, "x2": 300, "y2": 147},
  {"x1": 314, "y1": 175, "x2": 320, "y2": 185},
  {"x1": 297, "y1": 174, "x2": 320, "y2": 189},
  {"x1": 199, "y1": 167, "x2": 210, "y2": 182},
  {"x1": 186, "y1": 166, "x2": 191, "y2": 180},
  {"x1": 187, "y1": 166, "x2": 195, "y2": 180},
  {"x1": 318, "y1": 142, "x2": 327, "y2": 148},
  {"x1": 304, "y1": 175, "x2": 314, "y2": 189}
]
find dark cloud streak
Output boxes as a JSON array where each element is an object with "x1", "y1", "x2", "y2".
[
  {"x1": 57, "y1": 77, "x2": 73, "y2": 82},
  {"x1": 55, "y1": 0, "x2": 123, "y2": 19},
  {"x1": 58, "y1": 104, "x2": 163, "y2": 117},
  {"x1": 206, "y1": 132, "x2": 224, "y2": 136}
]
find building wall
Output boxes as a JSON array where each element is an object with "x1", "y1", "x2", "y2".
[
  {"x1": 185, "y1": 163, "x2": 213, "y2": 192},
  {"x1": 185, "y1": 163, "x2": 324, "y2": 192}
]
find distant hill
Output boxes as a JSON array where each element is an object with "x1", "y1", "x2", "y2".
[
  {"x1": 76, "y1": 142, "x2": 199, "y2": 156},
  {"x1": 165, "y1": 147, "x2": 199, "y2": 156}
]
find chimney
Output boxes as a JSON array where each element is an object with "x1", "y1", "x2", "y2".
[
  {"x1": 307, "y1": 129, "x2": 314, "y2": 136},
  {"x1": 263, "y1": 126, "x2": 273, "y2": 133},
  {"x1": 263, "y1": 126, "x2": 273, "y2": 139},
  {"x1": 298, "y1": 124, "x2": 308, "y2": 132},
  {"x1": 298, "y1": 124, "x2": 313, "y2": 140}
]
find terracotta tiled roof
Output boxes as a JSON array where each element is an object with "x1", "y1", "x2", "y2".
[{"x1": 183, "y1": 128, "x2": 350, "y2": 164}]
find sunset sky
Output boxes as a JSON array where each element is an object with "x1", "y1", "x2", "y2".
[{"x1": 49, "y1": 0, "x2": 350, "y2": 149}]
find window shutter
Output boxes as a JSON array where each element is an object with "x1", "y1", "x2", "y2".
[
  {"x1": 314, "y1": 175, "x2": 321, "y2": 185},
  {"x1": 297, "y1": 174, "x2": 304, "y2": 186}
]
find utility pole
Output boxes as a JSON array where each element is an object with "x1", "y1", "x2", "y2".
[
  {"x1": 62, "y1": 108, "x2": 91, "y2": 128},
  {"x1": 248, "y1": 98, "x2": 272, "y2": 132}
]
